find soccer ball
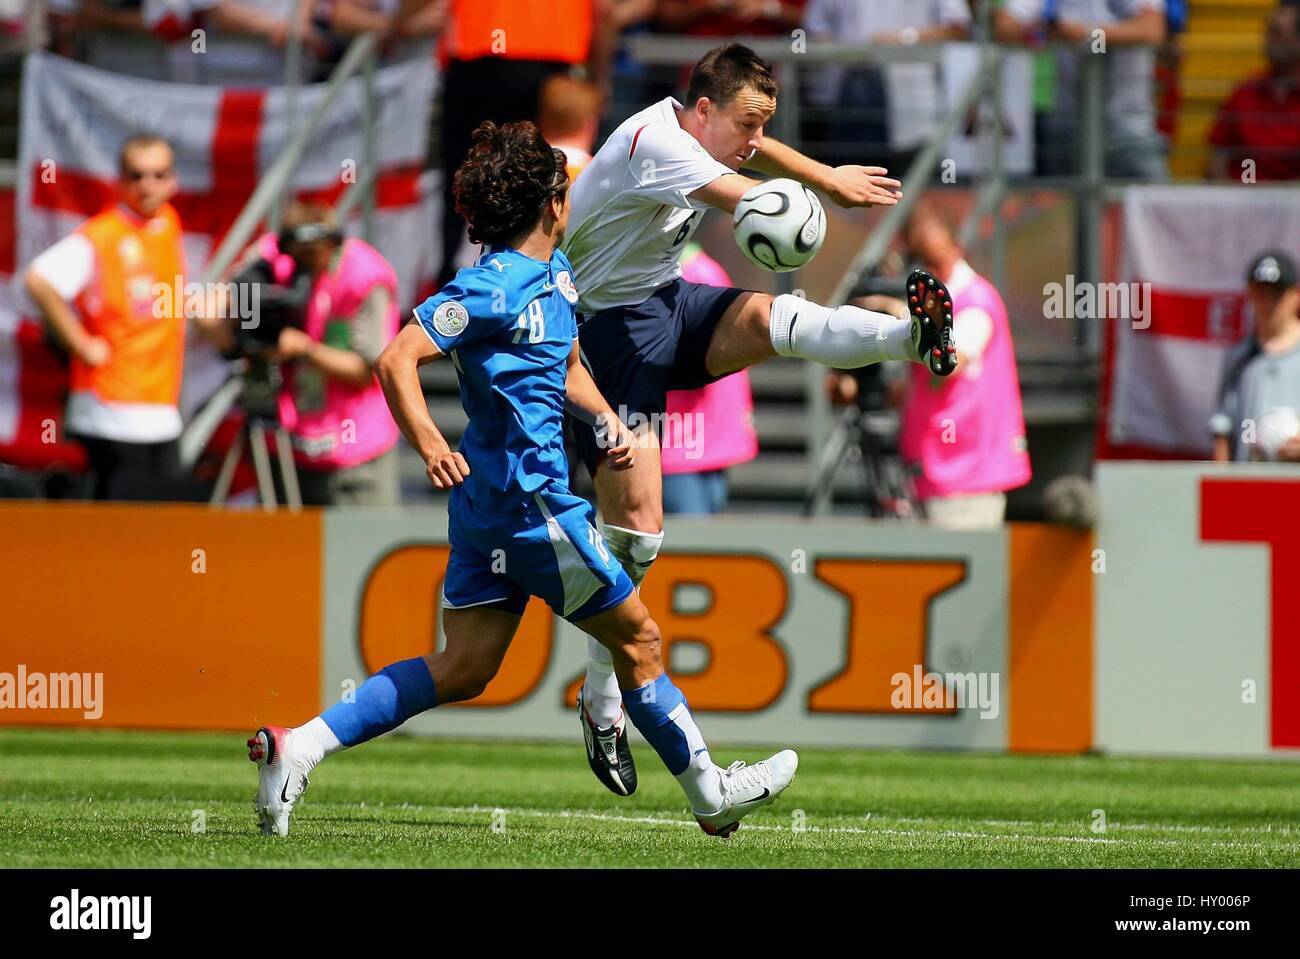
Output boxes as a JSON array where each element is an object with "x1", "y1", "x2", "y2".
[{"x1": 732, "y1": 178, "x2": 826, "y2": 273}]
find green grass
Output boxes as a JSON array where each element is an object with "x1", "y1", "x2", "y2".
[{"x1": 2, "y1": 727, "x2": 1299, "y2": 867}]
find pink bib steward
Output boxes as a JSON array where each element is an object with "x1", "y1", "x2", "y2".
[
  {"x1": 900, "y1": 260, "x2": 1031, "y2": 501},
  {"x1": 259, "y1": 234, "x2": 400, "y2": 470},
  {"x1": 661, "y1": 246, "x2": 759, "y2": 474}
]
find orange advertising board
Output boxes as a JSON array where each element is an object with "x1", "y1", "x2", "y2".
[
  {"x1": 0, "y1": 503, "x2": 322, "y2": 730},
  {"x1": 1, "y1": 504, "x2": 1095, "y2": 754}
]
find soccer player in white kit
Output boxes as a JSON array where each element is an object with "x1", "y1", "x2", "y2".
[{"x1": 563, "y1": 43, "x2": 958, "y2": 796}]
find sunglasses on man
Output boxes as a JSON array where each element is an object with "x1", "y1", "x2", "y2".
[{"x1": 124, "y1": 167, "x2": 174, "y2": 182}]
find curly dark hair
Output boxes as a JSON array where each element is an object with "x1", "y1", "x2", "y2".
[{"x1": 453, "y1": 121, "x2": 568, "y2": 246}]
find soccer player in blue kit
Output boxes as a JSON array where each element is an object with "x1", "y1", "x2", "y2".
[{"x1": 246, "y1": 120, "x2": 797, "y2": 839}]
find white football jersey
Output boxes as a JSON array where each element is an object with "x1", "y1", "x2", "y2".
[{"x1": 562, "y1": 98, "x2": 734, "y2": 313}]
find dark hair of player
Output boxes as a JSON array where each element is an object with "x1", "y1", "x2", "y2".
[
  {"x1": 452, "y1": 120, "x2": 568, "y2": 246},
  {"x1": 686, "y1": 43, "x2": 779, "y2": 107}
]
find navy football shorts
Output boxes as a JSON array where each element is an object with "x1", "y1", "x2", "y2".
[{"x1": 570, "y1": 278, "x2": 747, "y2": 476}]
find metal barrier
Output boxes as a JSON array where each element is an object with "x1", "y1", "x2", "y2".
[{"x1": 178, "y1": 31, "x2": 382, "y2": 475}]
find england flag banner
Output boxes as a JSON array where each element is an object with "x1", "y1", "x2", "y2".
[
  {"x1": 2, "y1": 50, "x2": 438, "y2": 465},
  {"x1": 1103, "y1": 185, "x2": 1300, "y2": 458}
]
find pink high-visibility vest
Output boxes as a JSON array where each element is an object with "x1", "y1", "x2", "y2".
[
  {"x1": 899, "y1": 263, "x2": 1031, "y2": 500},
  {"x1": 259, "y1": 234, "x2": 400, "y2": 470}
]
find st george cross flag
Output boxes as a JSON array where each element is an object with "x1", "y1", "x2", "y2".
[
  {"x1": 1, "y1": 51, "x2": 439, "y2": 467},
  {"x1": 1101, "y1": 185, "x2": 1300, "y2": 459}
]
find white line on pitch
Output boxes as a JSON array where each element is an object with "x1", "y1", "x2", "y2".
[
  {"x1": 425, "y1": 804, "x2": 1122, "y2": 844},
  {"x1": 388, "y1": 804, "x2": 1291, "y2": 850}
]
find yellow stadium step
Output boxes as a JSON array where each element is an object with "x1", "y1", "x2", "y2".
[
  {"x1": 1192, "y1": 0, "x2": 1278, "y2": 15},
  {"x1": 1188, "y1": 13, "x2": 1271, "y2": 34},
  {"x1": 1170, "y1": 0, "x2": 1274, "y2": 179}
]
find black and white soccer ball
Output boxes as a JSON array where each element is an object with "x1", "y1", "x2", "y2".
[{"x1": 732, "y1": 178, "x2": 826, "y2": 273}]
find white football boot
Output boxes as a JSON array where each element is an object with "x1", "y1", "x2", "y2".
[
  {"x1": 694, "y1": 749, "x2": 799, "y2": 838},
  {"x1": 247, "y1": 725, "x2": 312, "y2": 837}
]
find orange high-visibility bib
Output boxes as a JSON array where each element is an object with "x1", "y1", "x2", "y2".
[
  {"x1": 444, "y1": 0, "x2": 592, "y2": 65},
  {"x1": 72, "y1": 203, "x2": 186, "y2": 409}
]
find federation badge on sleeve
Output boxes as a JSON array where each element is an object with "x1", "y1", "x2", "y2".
[
  {"x1": 556, "y1": 271, "x2": 579, "y2": 304},
  {"x1": 432, "y1": 301, "x2": 470, "y2": 338}
]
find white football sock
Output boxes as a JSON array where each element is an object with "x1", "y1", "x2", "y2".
[
  {"x1": 292, "y1": 716, "x2": 344, "y2": 768},
  {"x1": 601, "y1": 524, "x2": 665, "y2": 588},
  {"x1": 667, "y1": 702, "x2": 725, "y2": 813},
  {"x1": 769, "y1": 293, "x2": 917, "y2": 366},
  {"x1": 583, "y1": 524, "x2": 665, "y2": 728},
  {"x1": 582, "y1": 636, "x2": 623, "y2": 728}
]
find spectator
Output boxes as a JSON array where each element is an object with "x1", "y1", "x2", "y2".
[
  {"x1": 1211, "y1": 250, "x2": 1300, "y2": 463},
  {"x1": 386, "y1": 0, "x2": 605, "y2": 290},
  {"x1": 823, "y1": 252, "x2": 918, "y2": 518},
  {"x1": 185, "y1": 0, "x2": 327, "y2": 86},
  {"x1": 601, "y1": 0, "x2": 658, "y2": 136},
  {"x1": 46, "y1": 0, "x2": 195, "y2": 81},
  {"x1": 0, "y1": 0, "x2": 35, "y2": 45},
  {"x1": 324, "y1": 0, "x2": 443, "y2": 63},
  {"x1": 656, "y1": 0, "x2": 806, "y2": 37},
  {"x1": 896, "y1": 198, "x2": 1031, "y2": 528},
  {"x1": 538, "y1": 74, "x2": 604, "y2": 179},
  {"x1": 1208, "y1": 3, "x2": 1300, "y2": 182},
  {"x1": 804, "y1": 0, "x2": 971, "y2": 164},
  {"x1": 998, "y1": 0, "x2": 1168, "y2": 180},
  {"x1": 661, "y1": 243, "x2": 759, "y2": 514},
  {"x1": 23, "y1": 134, "x2": 187, "y2": 500},
  {"x1": 197, "y1": 202, "x2": 402, "y2": 505},
  {"x1": 328, "y1": 0, "x2": 442, "y2": 37}
]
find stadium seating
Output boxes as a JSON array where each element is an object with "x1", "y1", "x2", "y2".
[{"x1": 1172, "y1": 0, "x2": 1273, "y2": 176}]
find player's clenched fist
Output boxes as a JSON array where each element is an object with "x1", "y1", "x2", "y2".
[
  {"x1": 596, "y1": 412, "x2": 636, "y2": 471},
  {"x1": 426, "y1": 448, "x2": 471, "y2": 489}
]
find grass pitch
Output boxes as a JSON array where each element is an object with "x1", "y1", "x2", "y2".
[{"x1": 2, "y1": 727, "x2": 1298, "y2": 868}]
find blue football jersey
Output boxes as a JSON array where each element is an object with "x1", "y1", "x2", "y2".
[{"x1": 413, "y1": 246, "x2": 581, "y2": 512}]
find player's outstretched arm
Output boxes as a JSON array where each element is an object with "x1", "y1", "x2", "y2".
[
  {"x1": 564, "y1": 340, "x2": 635, "y2": 471},
  {"x1": 744, "y1": 137, "x2": 903, "y2": 209},
  {"x1": 375, "y1": 322, "x2": 470, "y2": 489},
  {"x1": 689, "y1": 173, "x2": 764, "y2": 216}
]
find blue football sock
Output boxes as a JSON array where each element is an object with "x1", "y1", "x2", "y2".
[
  {"x1": 320, "y1": 657, "x2": 438, "y2": 747},
  {"x1": 621, "y1": 673, "x2": 697, "y2": 775}
]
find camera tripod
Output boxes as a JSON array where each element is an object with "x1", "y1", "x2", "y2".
[
  {"x1": 803, "y1": 403, "x2": 916, "y2": 519},
  {"x1": 209, "y1": 412, "x2": 303, "y2": 510},
  {"x1": 203, "y1": 364, "x2": 303, "y2": 511}
]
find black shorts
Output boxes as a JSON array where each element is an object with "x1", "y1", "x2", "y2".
[{"x1": 571, "y1": 279, "x2": 746, "y2": 476}]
